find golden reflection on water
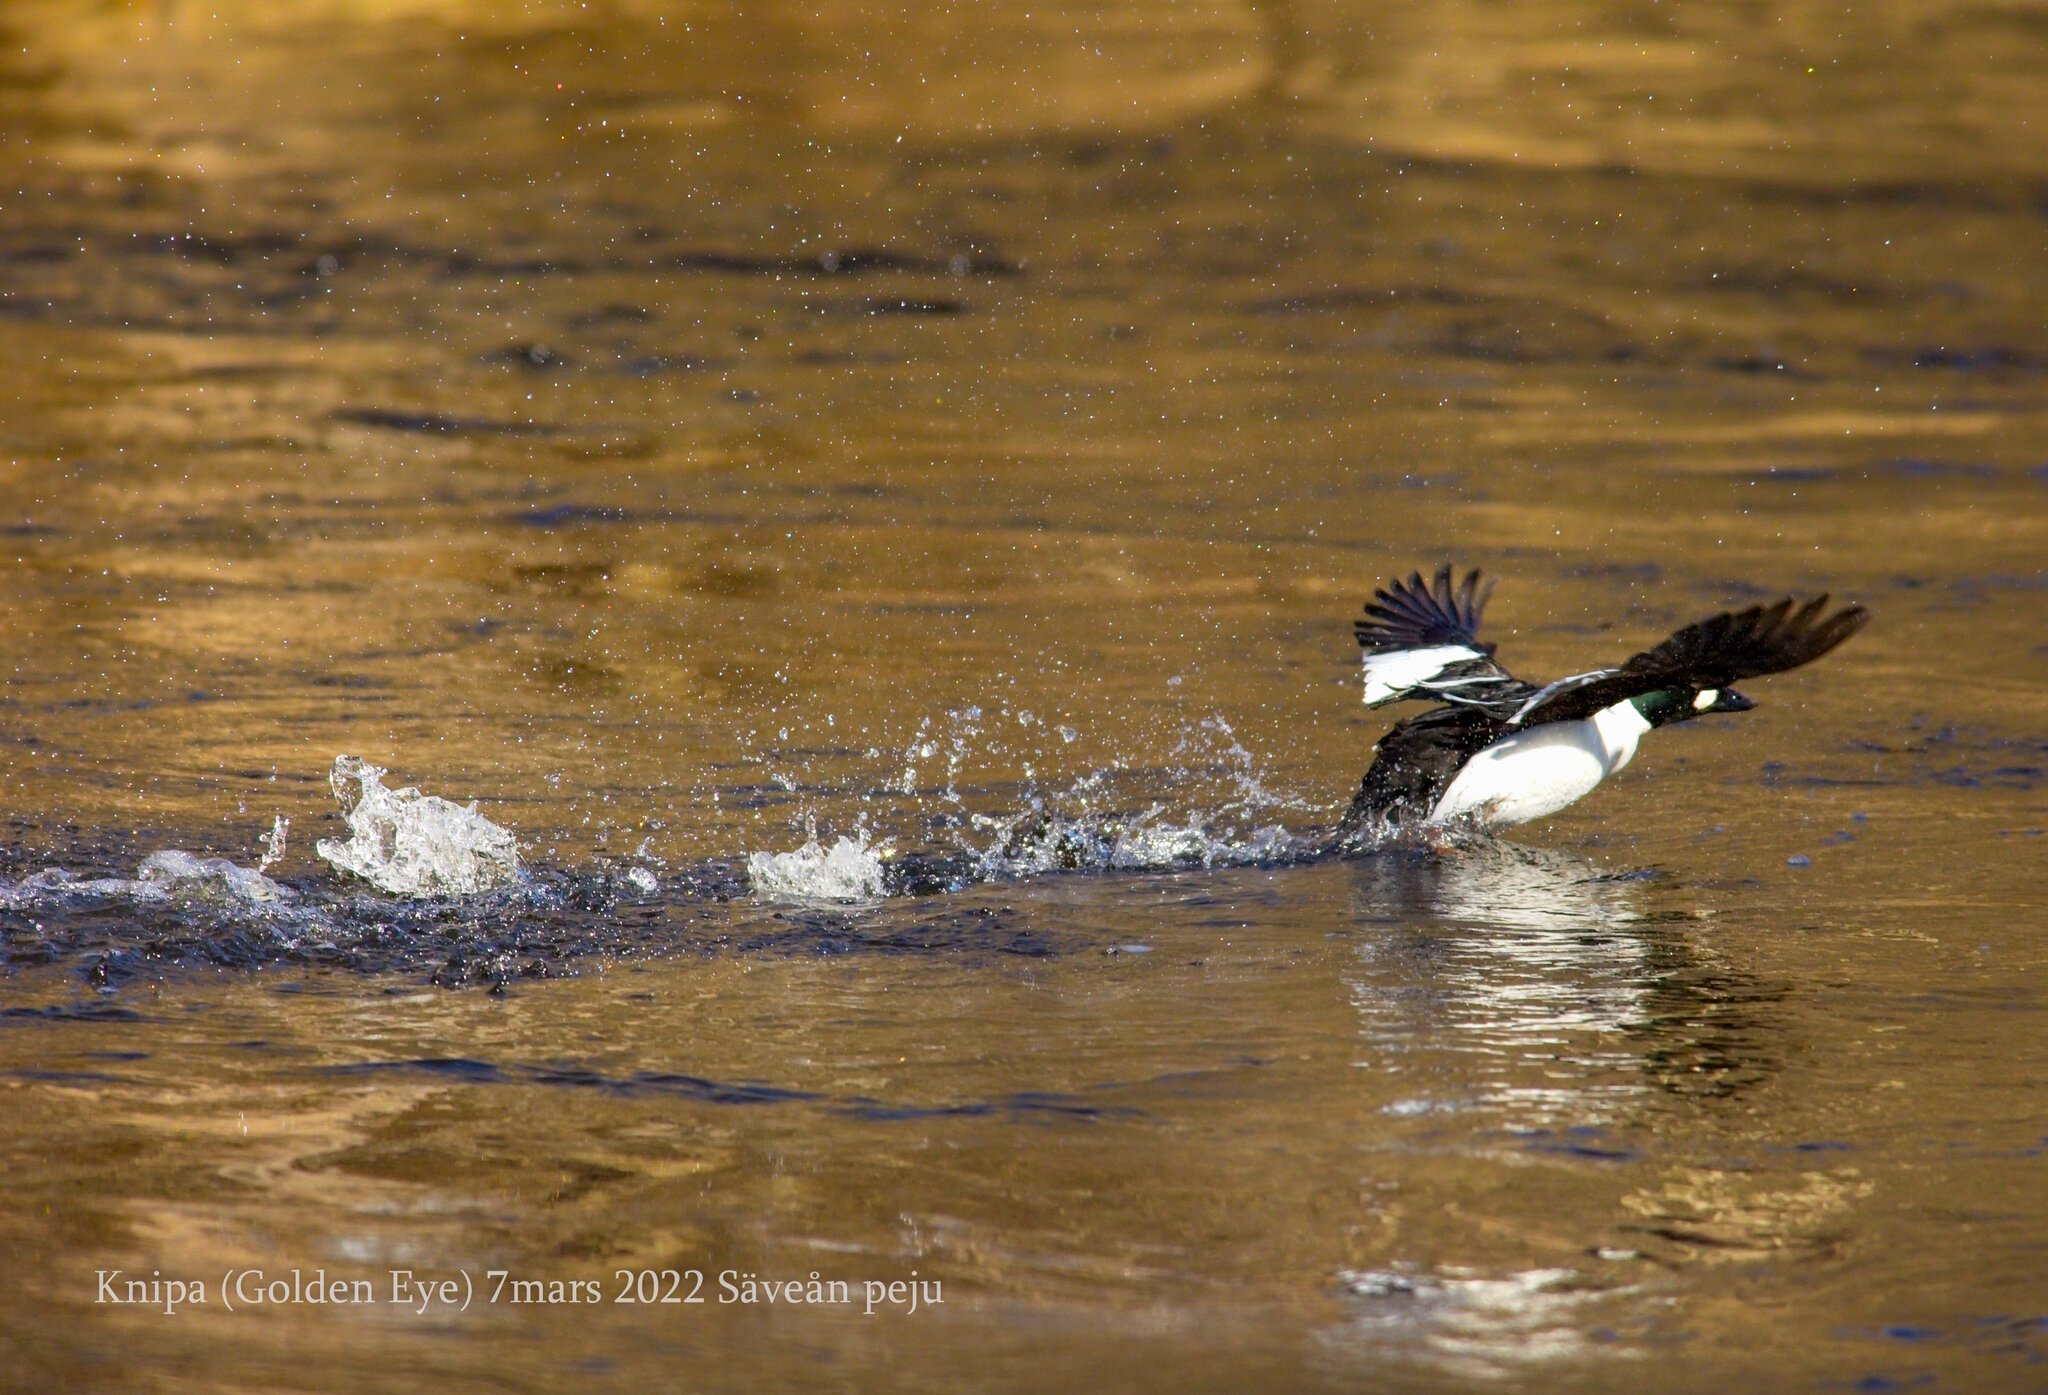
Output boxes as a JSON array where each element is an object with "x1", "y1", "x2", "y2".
[{"x1": 1, "y1": 1, "x2": 2047, "y2": 1392}]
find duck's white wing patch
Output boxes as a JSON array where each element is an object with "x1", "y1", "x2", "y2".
[{"x1": 1362, "y1": 644, "x2": 1486, "y2": 707}]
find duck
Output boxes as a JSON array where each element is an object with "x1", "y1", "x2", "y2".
[{"x1": 1342, "y1": 565, "x2": 1869, "y2": 835}]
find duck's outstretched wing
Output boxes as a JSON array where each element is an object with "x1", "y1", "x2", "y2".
[
  {"x1": 1509, "y1": 596, "x2": 1870, "y2": 728},
  {"x1": 1356, "y1": 564, "x2": 1524, "y2": 708}
]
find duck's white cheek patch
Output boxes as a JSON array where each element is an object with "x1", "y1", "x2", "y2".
[{"x1": 1693, "y1": 689, "x2": 1719, "y2": 711}]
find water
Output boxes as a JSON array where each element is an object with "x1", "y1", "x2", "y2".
[{"x1": 3, "y1": 1, "x2": 2047, "y2": 1390}]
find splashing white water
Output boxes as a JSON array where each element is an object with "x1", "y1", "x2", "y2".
[
  {"x1": 965, "y1": 804, "x2": 1314, "y2": 881},
  {"x1": 0, "y1": 850, "x2": 296, "y2": 910},
  {"x1": 747, "y1": 828, "x2": 889, "y2": 904},
  {"x1": 137, "y1": 849, "x2": 299, "y2": 904},
  {"x1": 258, "y1": 815, "x2": 289, "y2": 871},
  {"x1": 817, "y1": 705, "x2": 1326, "y2": 890},
  {"x1": 315, "y1": 755, "x2": 523, "y2": 897}
]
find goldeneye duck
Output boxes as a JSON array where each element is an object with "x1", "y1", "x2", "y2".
[{"x1": 1343, "y1": 565, "x2": 1869, "y2": 834}]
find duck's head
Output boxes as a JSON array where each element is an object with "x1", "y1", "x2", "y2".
[{"x1": 1631, "y1": 686, "x2": 1755, "y2": 728}]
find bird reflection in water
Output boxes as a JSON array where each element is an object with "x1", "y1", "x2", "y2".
[{"x1": 1344, "y1": 842, "x2": 1788, "y2": 1124}]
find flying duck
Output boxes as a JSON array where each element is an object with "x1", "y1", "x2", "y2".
[{"x1": 1342, "y1": 565, "x2": 1869, "y2": 834}]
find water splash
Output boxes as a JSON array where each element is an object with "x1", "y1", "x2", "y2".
[
  {"x1": 963, "y1": 711, "x2": 1320, "y2": 873},
  {"x1": 0, "y1": 850, "x2": 297, "y2": 910},
  {"x1": 741, "y1": 704, "x2": 1328, "y2": 900},
  {"x1": 747, "y1": 823, "x2": 890, "y2": 905},
  {"x1": 893, "y1": 708, "x2": 1323, "y2": 885},
  {"x1": 963, "y1": 804, "x2": 1315, "y2": 881},
  {"x1": 896, "y1": 705, "x2": 986, "y2": 802},
  {"x1": 136, "y1": 849, "x2": 299, "y2": 905},
  {"x1": 315, "y1": 755, "x2": 524, "y2": 897},
  {"x1": 257, "y1": 815, "x2": 290, "y2": 871}
]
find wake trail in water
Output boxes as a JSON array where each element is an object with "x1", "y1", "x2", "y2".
[{"x1": 0, "y1": 722, "x2": 1398, "y2": 985}]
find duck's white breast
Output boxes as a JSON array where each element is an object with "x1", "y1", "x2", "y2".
[{"x1": 1428, "y1": 703, "x2": 1652, "y2": 828}]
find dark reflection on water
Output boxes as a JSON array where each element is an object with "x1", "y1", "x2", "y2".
[{"x1": 2, "y1": 1, "x2": 2047, "y2": 1392}]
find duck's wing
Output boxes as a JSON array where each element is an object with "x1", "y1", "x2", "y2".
[
  {"x1": 1356, "y1": 564, "x2": 1525, "y2": 708},
  {"x1": 1508, "y1": 596, "x2": 1870, "y2": 728},
  {"x1": 1343, "y1": 702, "x2": 1515, "y2": 828}
]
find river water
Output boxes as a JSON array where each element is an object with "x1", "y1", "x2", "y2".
[{"x1": 2, "y1": 2, "x2": 2045, "y2": 1391}]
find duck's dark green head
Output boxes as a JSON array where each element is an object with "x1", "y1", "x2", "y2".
[{"x1": 1631, "y1": 686, "x2": 1756, "y2": 728}]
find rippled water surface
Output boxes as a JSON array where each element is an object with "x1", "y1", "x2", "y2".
[{"x1": 3, "y1": 2, "x2": 2046, "y2": 1391}]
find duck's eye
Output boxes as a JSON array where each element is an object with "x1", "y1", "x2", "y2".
[{"x1": 1692, "y1": 689, "x2": 1719, "y2": 711}]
